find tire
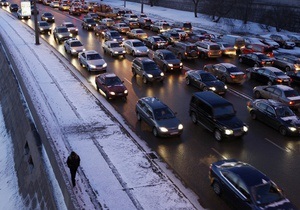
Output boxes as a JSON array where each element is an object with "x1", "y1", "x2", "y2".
[
  {"x1": 221, "y1": 76, "x2": 226, "y2": 83},
  {"x1": 132, "y1": 51, "x2": 136, "y2": 57},
  {"x1": 152, "y1": 127, "x2": 159, "y2": 137},
  {"x1": 185, "y1": 77, "x2": 190, "y2": 85},
  {"x1": 202, "y1": 86, "x2": 208, "y2": 91},
  {"x1": 136, "y1": 112, "x2": 141, "y2": 121},
  {"x1": 279, "y1": 126, "x2": 287, "y2": 136},
  {"x1": 191, "y1": 112, "x2": 197, "y2": 124},
  {"x1": 163, "y1": 65, "x2": 168, "y2": 73},
  {"x1": 285, "y1": 66, "x2": 291, "y2": 72},
  {"x1": 212, "y1": 181, "x2": 222, "y2": 196},
  {"x1": 239, "y1": 57, "x2": 243, "y2": 63},
  {"x1": 250, "y1": 111, "x2": 257, "y2": 120},
  {"x1": 142, "y1": 76, "x2": 148, "y2": 84},
  {"x1": 254, "y1": 91, "x2": 261, "y2": 99},
  {"x1": 214, "y1": 129, "x2": 222, "y2": 141},
  {"x1": 267, "y1": 80, "x2": 273, "y2": 86}
]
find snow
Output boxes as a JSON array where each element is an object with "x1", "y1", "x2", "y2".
[{"x1": 1, "y1": 0, "x2": 300, "y2": 209}]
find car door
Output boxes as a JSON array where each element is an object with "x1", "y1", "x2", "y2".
[
  {"x1": 260, "y1": 69, "x2": 270, "y2": 84},
  {"x1": 269, "y1": 88, "x2": 283, "y2": 103},
  {"x1": 80, "y1": 52, "x2": 87, "y2": 65},
  {"x1": 135, "y1": 62, "x2": 143, "y2": 76},
  {"x1": 263, "y1": 105, "x2": 280, "y2": 129},
  {"x1": 143, "y1": 107, "x2": 155, "y2": 127},
  {"x1": 261, "y1": 86, "x2": 275, "y2": 99}
]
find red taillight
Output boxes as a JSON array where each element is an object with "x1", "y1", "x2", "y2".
[
  {"x1": 289, "y1": 101, "x2": 295, "y2": 105},
  {"x1": 261, "y1": 61, "x2": 265, "y2": 65},
  {"x1": 247, "y1": 101, "x2": 252, "y2": 107},
  {"x1": 230, "y1": 74, "x2": 236, "y2": 78},
  {"x1": 276, "y1": 78, "x2": 283, "y2": 83},
  {"x1": 243, "y1": 74, "x2": 247, "y2": 78}
]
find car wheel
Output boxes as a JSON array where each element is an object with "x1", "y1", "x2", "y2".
[
  {"x1": 185, "y1": 77, "x2": 190, "y2": 85},
  {"x1": 214, "y1": 129, "x2": 222, "y2": 141},
  {"x1": 267, "y1": 80, "x2": 273, "y2": 86},
  {"x1": 136, "y1": 112, "x2": 141, "y2": 121},
  {"x1": 254, "y1": 91, "x2": 261, "y2": 99},
  {"x1": 132, "y1": 69, "x2": 137, "y2": 77},
  {"x1": 250, "y1": 111, "x2": 257, "y2": 120},
  {"x1": 221, "y1": 76, "x2": 226, "y2": 83},
  {"x1": 163, "y1": 65, "x2": 168, "y2": 73},
  {"x1": 142, "y1": 76, "x2": 148, "y2": 84},
  {"x1": 202, "y1": 86, "x2": 208, "y2": 91},
  {"x1": 212, "y1": 180, "x2": 222, "y2": 196},
  {"x1": 254, "y1": 63, "x2": 259, "y2": 67},
  {"x1": 64, "y1": 46, "x2": 67, "y2": 52},
  {"x1": 238, "y1": 57, "x2": 243, "y2": 63},
  {"x1": 285, "y1": 66, "x2": 291, "y2": 72},
  {"x1": 279, "y1": 126, "x2": 287, "y2": 136},
  {"x1": 152, "y1": 127, "x2": 159, "y2": 137},
  {"x1": 191, "y1": 112, "x2": 197, "y2": 124}
]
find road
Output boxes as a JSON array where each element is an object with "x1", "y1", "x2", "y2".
[{"x1": 4, "y1": 3, "x2": 300, "y2": 209}]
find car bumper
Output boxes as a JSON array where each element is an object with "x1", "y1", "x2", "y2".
[
  {"x1": 147, "y1": 76, "x2": 164, "y2": 82},
  {"x1": 158, "y1": 128, "x2": 183, "y2": 137},
  {"x1": 89, "y1": 66, "x2": 107, "y2": 72},
  {"x1": 108, "y1": 92, "x2": 128, "y2": 99}
]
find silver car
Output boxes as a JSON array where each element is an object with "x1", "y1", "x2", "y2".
[
  {"x1": 122, "y1": 39, "x2": 149, "y2": 57},
  {"x1": 64, "y1": 38, "x2": 85, "y2": 56},
  {"x1": 102, "y1": 41, "x2": 125, "y2": 58},
  {"x1": 78, "y1": 50, "x2": 107, "y2": 72}
]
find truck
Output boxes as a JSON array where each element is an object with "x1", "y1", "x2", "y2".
[{"x1": 92, "y1": 3, "x2": 117, "y2": 19}]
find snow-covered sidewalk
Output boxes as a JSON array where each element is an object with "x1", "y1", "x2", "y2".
[{"x1": 0, "y1": 7, "x2": 202, "y2": 210}]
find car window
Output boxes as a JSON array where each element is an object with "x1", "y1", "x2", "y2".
[
  {"x1": 87, "y1": 53, "x2": 101, "y2": 60},
  {"x1": 273, "y1": 89, "x2": 282, "y2": 96},
  {"x1": 237, "y1": 180, "x2": 251, "y2": 199},
  {"x1": 153, "y1": 107, "x2": 174, "y2": 120},
  {"x1": 256, "y1": 101, "x2": 268, "y2": 111},
  {"x1": 143, "y1": 62, "x2": 158, "y2": 72},
  {"x1": 213, "y1": 105, "x2": 235, "y2": 118},
  {"x1": 105, "y1": 76, "x2": 121, "y2": 86},
  {"x1": 265, "y1": 87, "x2": 275, "y2": 93},
  {"x1": 284, "y1": 90, "x2": 299, "y2": 97},
  {"x1": 223, "y1": 171, "x2": 239, "y2": 187},
  {"x1": 252, "y1": 182, "x2": 284, "y2": 206},
  {"x1": 266, "y1": 105, "x2": 275, "y2": 115},
  {"x1": 201, "y1": 73, "x2": 216, "y2": 82}
]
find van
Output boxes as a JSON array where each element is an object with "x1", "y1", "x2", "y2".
[
  {"x1": 221, "y1": 34, "x2": 245, "y2": 52},
  {"x1": 173, "y1": 21, "x2": 192, "y2": 33},
  {"x1": 195, "y1": 41, "x2": 222, "y2": 59},
  {"x1": 189, "y1": 91, "x2": 248, "y2": 141}
]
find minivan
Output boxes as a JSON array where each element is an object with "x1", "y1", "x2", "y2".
[{"x1": 189, "y1": 91, "x2": 248, "y2": 141}]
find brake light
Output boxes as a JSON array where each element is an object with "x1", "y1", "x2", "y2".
[
  {"x1": 289, "y1": 101, "x2": 295, "y2": 105},
  {"x1": 243, "y1": 74, "x2": 247, "y2": 78},
  {"x1": 276, "y1": 78, "x2": 283, "y2": 83},
  {"x1": 230, "y1": 74, "x2": 236, "y2": 78},
  {"x1": 247, "y1": 101, "x2": 252, "y2": 107},
  {"x1": 261, "y1": 61, "x2": 265, "y2": 65}
]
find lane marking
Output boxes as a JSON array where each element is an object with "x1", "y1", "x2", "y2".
[
  {"x1": 265, "y1": 138, "x2": 292, "y2": 153},
  {"x1": 228, "y1": 88, "x2": 252, "y2": 101},
  {"x1": 124, "y1": 77, "x2": 132, "y2": 85},
  {"x1": 211, "y1": 148, "x2": 228, "y2": 159}
]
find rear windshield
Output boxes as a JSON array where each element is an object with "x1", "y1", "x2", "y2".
[
  {"x1": 210, "y1": 45, "x2": 220, "y2": 50},
  {"x1": 183, "y1": 23, "x2": 192, "y2": 29}
]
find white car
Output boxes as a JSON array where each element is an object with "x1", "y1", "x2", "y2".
[
  {"x1": 169, "y1": 28, "x2": 187, "y2": 39},
  {"x1": 126, "y1": 28, "x2": 148, "y2": 40},
  {"x1": 59, "y1": 3, "x2": 70, "y2": 11},
  {"x1": 49, "y1": 1, "x2": 59, "y2": 8},
  {"x1": 78, "y1": 50, "x2": 107, "y2": 72},
  {"x1": 123, "y1": 39, "x2": 149, "y2": 57},
  {"x1": 64, "y1": 38, "x2": 85, "y2": 55},
  {"x1": 61, "y1": 21, "x2": 78, "y2": 36},
  {"x1": 100, "y1": 18, "x2": 114, "y2": 27},
  {"x1": 102, "y1": 41, "x2": 126, "y2": 58}
]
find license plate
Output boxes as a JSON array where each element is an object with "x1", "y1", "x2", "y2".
[{"x1": 170, "y1": 132, "x2": 178, "y2": 135}]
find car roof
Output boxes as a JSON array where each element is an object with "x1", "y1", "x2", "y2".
[
  {"x1": 193, "y1": 92, "x2": 232, "y2": 106},
  {"x1": 140, "y1": 97, "x2": 166, "y2": 109},
  {"x1": 218, "y1": 63, "x2": 236, "y2": 68},
  {"x1": 85, "y1": 50, "x2": 99, "y2": 54},
  {"x1": 271, "y1": 84, "x2": 293, "y2": 91},
  {"x1": 101, "y1": 73, "x2": 117, "y2": 78},
  {"x1": 254, "y1": 99, "x2": 286, "y2": 107},
  {"x1": 260, "y1": 66, "x2": 284, "y2": 72}
]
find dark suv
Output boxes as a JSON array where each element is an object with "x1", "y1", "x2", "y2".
[
  {"x1": 132, "y1": 57, "x2": 164, "y2": 84},
  {"x1": 136, "y1": 97, "x2": 183, "y2": 137},
  {"x1": 167, "y1": 41, "x2": 199, "y2": 60},
  {"x1": 82, "y1": 17, "x2": 97, "y2": 30},
  {"x1": 189, "y1": 91, "x2": 248, "y2": 141},
  {"x1": 53, "y1": 26, "x2": 71, "y2": 44}
]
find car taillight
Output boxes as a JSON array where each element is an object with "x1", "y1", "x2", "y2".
[
  {"x1": 230, "y1": 74, "x2": 236, "y2": 78},
  {"x1": 261, "y1": 61, "x2": 265, "y2": 65},
  {"x1": 289, "y1": 101, "x2": 295, "y2": 105},
  {"x1": 243, "y1": 74, "x2": 247, "y2": 78},
  {"x1": 276, "y1": 78, "x2": 283, "y2": 83}
]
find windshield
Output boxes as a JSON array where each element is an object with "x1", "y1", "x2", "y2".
[
  {"x1": 136, "y1": 30, "x2": 144, "y2": 34},
  {"x1": 66, "y1": 23, "x2": 75, "y2": 27},
  {"x1": 39, "y1": 22, "x2": 48, "y2": 26},
  {"x1": 201, "y1": 73, "x2": 216, "y2": 81},
  {"x1": 143, "y1": 62, "x2": 159, "y2": 72},
  {"x1": 275, "y1": 106, "x2": 295, "y2": 117},
  {"x1": 164, "y1": 52, "x2": 176, "y2": 60},
  {"x1": 105, "y1": 76, "x2": 122, "y2": 86},
  {"x1": 284, "y1": 90, "x2": 299, "y2": 97},
  {"x1": 210, "y1": 45, "x2": 220, "y2": 50},
  {"x1": 110, "y1": 42, "x2": 121, "y2": 48},
  {"x1": 86, "y1": 19, "x2": 95, "y2": 23},
  {"x1": 58, "y1": 28, "x2": 68, "y2": 33},
  {"x1": 87, "y1": 53, "x2": 101, "y2": 60},
  {"x1": 111, "y1": 31, "x2": 120, "y2": 37},
  {"x1": 45, "y1": 13, "x2": 52, "y2": 17},
  {"x1": 132, "y1": 41, "x2": 144, "y2": 47},
  {"x1": 154, "y1": 107, "x2": 175, "y2": 120},
  {"x1": 252, "y1": 182, "x2": 284, "y2": 206},
  {"x1": 71, "y1": 41, "x2": 83, "y2": 47},
  {"x1": 214, "y1": 105, "x2": 235, "y2": 118}
]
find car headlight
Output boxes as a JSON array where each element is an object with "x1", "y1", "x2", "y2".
[
  {"x1": 89, "y1": 64, "x2": 96, "y2": 68},
  {"x1": 147, "y1": 74, "x2": 153, "y2": 78},
  {"x1": 75, "y1": 28, "x2": 78, "y2": 31},
  {"x1": 224, "y1": 85, "x2": 228, "y2": 89},
  {"x1": 124, "y1": 90, "x2": 128, "y2": 94},
  {"x1": 58, "y1": 34, "x2": 63, "y2": 38},
  {"x1": 178, "y1": 124, "x2": 183, "y2": 130},
  {"x1": 288, "y1": 127, "x2": 297, "y2": 132},
  {"x1": 83, "y1": 48, "x2": 86, "y2": 51},
  {"x1": 159, "y1": 127, "x2": 168, "y2": 132},
  {"x1": 88, "y1": 24, "x2": 92, "y2": 27},
  {"x1": 113, "y1": 39, "x2": 117, "y2": 41},
  {"x1": 168, "y1": 64, "x2": 173, "y2": 67},
  {"x1": 209, "y1": 87, "x2": 216, "y2": 91},
  {"x1": 180, "y1": 62, "x2": 183, "y2": 66},
  {"x1": 71, "y1": 48, "x2": 76, "y2": 53},
  {"x1": 224, "y1": 129, "x2": 233, "y2": 135},
  {"x1": 39, "y1": 27, "x2": 43, "y2": 31},
  {"x1": 109, "y1": 91, "x2": 115, "y2": 95},
  {"x1": 137, "y1": 50, "x2": 141, "y2": 53},
  {"x1": 160, "y1": 72, "x2": 164, "y2": 76},
  {"x1": 122, "y1": 50, "x2": 126, "y2": 53},
  {"x1": 243, "y1": 126, "x2": 248, "y2": 132},
  {"x1": 103, "y1": 63, "x2": 107, "y2": 67},
  {"x1": 122, "y1": 38, "x2": 125, "y2": 41}
]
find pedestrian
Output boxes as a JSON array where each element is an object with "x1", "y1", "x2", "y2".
[{"x1": 67, "y1": 151, "x2": 80, "y2": 187}]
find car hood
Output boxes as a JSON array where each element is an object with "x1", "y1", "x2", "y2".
[
  {"x1": 205, "y1": 80, "x2": 225, "y2": 88},
  {"x1": 261, "y1": 198, "x2": 297, "y2": 210},
  {"x1": 281, "y1": 116, "x2": 300, "y2": 126},
  {"x1": 277, "y1": 75, "x2": 291, "y2": 80},
  {"x1": 107, "y1": 84, "x2": 126, "y2": 92},
  {"x1": 147, "y1": 69, "x2": 162, "y2": 76},
  {"x1": 166, "y1": 59, "x2": 181, "y2": 65},
  {"x1": 111, "y1": 47, "x2": 125, "y2": 52},
  {"x1": 87, "y1": 59, "x2": 106, "y2": 66},
  {"x1": 58, "y1": 32, "x2": 70, "y2": 36},
  {"x1": 134, "y1": 46, "x2": 148, "y2": 52},
  {"x1": 217, "y1": 115, "x2": 244, "y2": 129},
  {"x1": 287, "y1": 96, "x2": 300, "y2": 101},
  {"x1": 156, "y1": 117, "x2": 181, "y2": 128},
  {"x1": 72, "y1": 46, "x2": 85, "y2": 51}
]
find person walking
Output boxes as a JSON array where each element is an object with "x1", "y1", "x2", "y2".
[{"x1": 67, "y1": 151, "x2": 80, "y2": 187}]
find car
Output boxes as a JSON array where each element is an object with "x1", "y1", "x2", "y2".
[
  {"x1": 269, "y1": 34, "x2": 295, "y2": 49},
  {"x1": 135, "y1": 97, "x2": 183, "y2": 137},
  {"x1": 287, "y1": 71, "x2": 300, "y2": 87},
  {"x1": 172, "y1": 21, "x2": 192, "y2": 33},
  {"x1": 86, "y1": 12, "x2": 99, "y2": 21},
  {"x1": 253, "y1": 85, "x2": 300, "y2": 111},
  {"x1": 17, "y1": 9, "x2": 31, "y2": 19},
  {"x1": 273, "y1": 54, "x2": 300, "y2": 72},
  {"x1": 132, "y1": 57, "x2": 164, "y2": 84},
  {"x1": 123, "y1": 39, "x2": 149, "y2": 57},
  {"x1": 78, "y1": 50, "x2": 107, "y2": 72},
  {"x1": 111, "y1": 22, "x2": 130, "y2": 34},
  {"x1": 143, "y1": 36, "x2": 168, "y2": 50},
  {"x1": 61, "y1": 22, "x2": 78, "y2": 36},
  {"x1": 95, "y1": 73, "x2": 128, "y2": 100},
  {"x1": 0, "y1": 0, "x2": 9, "y2": 6},
  {"x1": 287, "y1": 34, "x2": 300, "y2": 47},
  {"x1": 41, "y1": 12, "x2": 55, "y2": 23},
  {"x1": 185, "y1": 70, "x2": 227, "y2": 95},
  {"x1": 209, "y1": 159, "x2": 297, "y2": 209},
  {"x1": 64, "y1": 38, "x2": 85, "y2": 56},
  {"x1": 247, "y1": 99, "x2": 300, "y2": 136},
  {"x1": 152, "y1": 49, "x2": 183, "y2": 72},
  {"x1": 94, "y1": 24, "x2": 108, "y2": 37},
  {"x1": 102, "y1": 41, "x2": 126, "y2": 58},
  {"x1": 49, "y1": 1, "x2": 59, "y2": 8},
  {"x1": 100, "y1": 18, "x2": 115, "y2": 27},
  {"x1": 42, "y1": 0, "x2": 51, "y2": 6},
  {"x1": 168, "y1": 28, "x2": 188, "y2": 40},
  {"x1": 37, "y1": 21, "x2": 51, "y2": 34},
  {"x1": 127, "y1": 20, "x2": 140, "y2": 29},
  {"x1": 159, "y1": 31, "x2": 180, "y2": 45},
  {"x1": 31, "y1": 5, "x2": 39, "y2": 15},
  {"x1": 220, "y1": 34, "x2": 246, "y2": 52},
  {"x1": 241, "y1": 43, "x2": 274, "y2": 57},
  {"x1": 80, "y1": 5, "x2": 89, "y2": 13},
  {"x1": 216, "y1": 42, "x2": 236, "y2": 57},
  {"x1": 259, "y1": 37, "x2": 280, "y2": 49},
  {"x1": 126, "y1": 28, "x2": 148, "y2": 40},
  {"x1": 246, "y1": 66, "x2": 291, "y2": 86},
  {"x1": 82, "y1": 18, "x2": 97, "y2": 30},
  {"x1": 195, "y1": 41, "x2": 222, "y2": 59},
  {"x1": 238, "y1": 52, "x2": 274, "y2": 67},
  {"x1": 122, "y1": 13, "x2": 138, "y2": 24},
  {"x1": 166, "y1": 41, "x2": 199, "y2": 60},
  {"x1": 150, "y1": 21, "x2": 171, "y2": 33},
  {"x1": 204, "y1": 63, "x2": 246, "y2": 84},
  {"x1": 103, "y1": 30, "x2": 124, "y2": 43},
  {"x1": 9, "y1": 3, "x2": 18, "y2": 12},
  {"x1": 53, "y1": 26, "x2": 71, "y2": 44},
  {"x1": 138, "y1": 17, "x2": 152, "y2": 29},
  {"x1": 187, "y1": 33, "x2": 210, "y2": 43},
  {"x1": 58, "y1": 3, "x2": 70, "y2": 11},
  {"x1": 69, "y1": 5, "x2": 81, "y2": 16},
  {"x1": 189, "y1": 91, "x2": 248, "y2": 141}
]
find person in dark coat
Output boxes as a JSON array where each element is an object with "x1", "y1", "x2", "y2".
[{"x1": 67, "y1": 151, "x2": 80, "y2": 187}]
